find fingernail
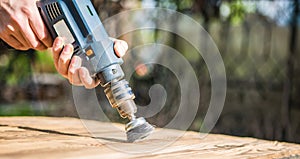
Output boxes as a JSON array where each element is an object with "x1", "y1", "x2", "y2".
[
  {"x1": 118, "y1": 45, "x2": 126, "y2": 57},
  {"x1": 55, "y1": 38, "x2": 63, "y2": 48},
  {"x1": 121, "y1": 41, "x2": 128, "y2": 50},
  {"x1": 118, "y1": 45, "x2": 123, "y2": 56},
  {"x1": 70, "y1": 58, "x2": 80, "y2": 74},
  {"x1": 65, "y1": 45, "x2": 73, "y2": 54},
  {"x1": 75, "y1": 58, "x2": 81, "y2": 67},
  {"x1": 80, "y1": 69, "x2": 86, "y2": 78},
  {"x1": 79, "y1": 69, "x2": 86, "y2": 78}
]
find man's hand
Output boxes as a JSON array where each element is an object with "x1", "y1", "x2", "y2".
[
  {"x1": 0, "y1": 0, "x2": 52, "y2": 50},
  {"x1": 52, "y1": 37, "x2": 128, "y2": 89}
]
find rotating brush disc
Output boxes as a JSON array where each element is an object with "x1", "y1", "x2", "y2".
[{"x1": 126, "y1": 117, "x2": 154, "y2": 143}]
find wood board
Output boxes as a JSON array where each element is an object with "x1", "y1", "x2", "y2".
[{"x1": 0, "y1": 117, "x2": 299, "y2": 159}]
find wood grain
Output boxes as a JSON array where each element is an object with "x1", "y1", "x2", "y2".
[{"x1": 0, "y1": 117, "x2": 299, "y2": 159}]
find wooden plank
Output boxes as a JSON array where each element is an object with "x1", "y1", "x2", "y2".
[{"x1": 0, "y1": 117, "x2": 299, "y2": 159}]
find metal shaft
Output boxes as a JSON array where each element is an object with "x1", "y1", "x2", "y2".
[{"x1": 104, "y1": 79, "x2": 137, "y2": 121}]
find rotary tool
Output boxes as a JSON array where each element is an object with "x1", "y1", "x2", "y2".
[{"x1": 37, "y1": 0, "x2": 154, "y2": 142}]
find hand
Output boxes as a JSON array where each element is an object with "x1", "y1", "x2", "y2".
[
  {"x1": 52, "y1": 37, "x2": 128, "y2": 89},
  {"x1": 0, "y1": 0, "x2": 52, "y2": 50}
]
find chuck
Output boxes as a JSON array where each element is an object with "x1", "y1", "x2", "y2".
[{"x1": 103, "y1": 78, "x2": 154, "y2": 142}]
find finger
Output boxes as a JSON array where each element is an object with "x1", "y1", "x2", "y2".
[
  {"x1": 57, "y1": 44, "x2": 73, "y2": 77},
  {"x1": 31, "y1": 37, "x2": 47, "y2": 51},
  {"x1": 17, "y1": 18, "x2": 40, "y2": 49},
  {"x1": 109, "y1": 37, "x2": 128, "y2": 57},
  {"x1": 29, "y1": 5, "x2": 53, "y2": 48},
  {"x1": 12, "y1": 13, "x2": 42, "y2": 49},
  {"x1": 52, "y1": 37, "x2": 64, "y2": 69},
  {"x1": 113, "y1": 39, "x2": 128, "y2": 57},
  {"x1": 4, "y1": 24, "x2": 31, "y2": 49},
  {"x1": 68, "y1": 56, "x2": 83, "y2": 86},
  {"x1": 79, "y1": 67, "x2": 100, "y2": 89},
  {"x1": 68, "y1": 69, "x2": 84, "y2": 86},
  {"x1": 13, "y1": 4, "x2": 45, "y2": 49},
  {"x1": 1, "y1": 35, "x2": 28, "y2": 50}
]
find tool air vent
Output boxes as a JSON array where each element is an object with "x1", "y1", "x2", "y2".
[
  {"x1": 74, "y1": 45, "x2": 82, "y2": 55},
  {"x1": 45, "y1": 2, "x2": 62, "y2": 21}
]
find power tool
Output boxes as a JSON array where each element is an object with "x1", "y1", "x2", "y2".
[{"x1": 36, "y1": 0, "x2": 154, "y2": 142}]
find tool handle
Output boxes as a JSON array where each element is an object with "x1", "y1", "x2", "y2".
[{"x1": 37, "y1": 0, "x2": 123, "y2": 82}]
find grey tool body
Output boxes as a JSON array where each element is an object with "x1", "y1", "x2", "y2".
[{"x1": 37, "y1": 0, "x2": 154, "y2": 142}]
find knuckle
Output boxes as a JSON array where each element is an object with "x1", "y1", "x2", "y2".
[
  {"x1": 68, "y1": 70, "x2": 75, "y2": 77},
  {"x1": 60, "y1": 71, "x2": 67, "y2": 78},
  {"x1": 6, "y1": 24, "x2": 14, "y2": 32},
  {"x1": 21, "y1": 6, "x2": 33, "y2": 17},
  {"x1": 69, "y1": 78, "x2": 82, "y2": 86},
  {"x1": 57, "y1": 68, "x2": 68, "y2": 78},
  {"x1": 59, "y1": 55, "x2": 68, "y2": 64},
  {"x1": 33, "y1": 43, "x2": 46, "y2": 50},
  {"x1": 39, "y1": 32, "x2": 51, "y2": 43},
  {"x1": 28, "y1": 37, "x2": 40, "y2": 47},
  {"x1": 69, "y1": 79, "x2": 75, "y2": 85},
  {"x1": 17, "y1": 46, "x2": 29, "y2": 51},
  {"x1": 84, "y1": 85, "x2": 93, "y2": 89}
]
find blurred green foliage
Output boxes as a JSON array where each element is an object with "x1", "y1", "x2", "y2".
[
  {"x1": 0, "y1": 103, "x2": 37, "y2": 116},
  {"x1": 229, "y1": 0, "x2": 247, "y2": 25},
  {"x1": 0, "y1": 49, "x2": 58, "y2": 117},
  {"x1": 0, "y1": 51, "x2": 32, "y2": 86},
  {"x1": 34, "y1": 50, "x2": 56, "y2": 73},
  {"x1": 0, "y1": 50, "x2": 56, "y2": 87},
  {"x1": 221, "y1": 0, "x2": 256, "y2": 25}
]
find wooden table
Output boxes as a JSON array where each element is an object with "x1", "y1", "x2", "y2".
[{"x1": 0, "y1": 117, "x2": 299, "y2": 159}]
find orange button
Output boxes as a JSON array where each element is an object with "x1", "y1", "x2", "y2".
[{"x1": 86, "y1": 49, "x2": 94, "y2": 56}]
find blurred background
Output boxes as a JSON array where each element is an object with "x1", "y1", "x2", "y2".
[{"x1": 0, "y1": 0, "x2": 299, "y2": 143}]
